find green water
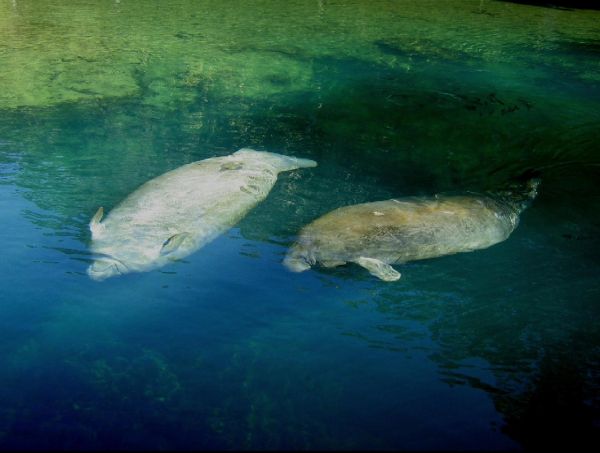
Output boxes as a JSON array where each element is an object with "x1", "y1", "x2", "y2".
[{"x1": 1, "y1": 0, "x2": 599, "y2": 449}]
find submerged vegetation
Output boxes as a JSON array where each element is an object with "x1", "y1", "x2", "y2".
[{"x1": 1, "y1": 0, "x2": 599, "y2": 110}]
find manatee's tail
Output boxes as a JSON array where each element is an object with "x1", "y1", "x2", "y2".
[
  {"x1": 493, "y1": 168, "x2": 541, "y2": 212},
  {"x1": 513, "y1": 168, "x2": 542, "y2": 201},
  {"x1": 234, "y1": 148, "x2": 317, "y2": 172}
]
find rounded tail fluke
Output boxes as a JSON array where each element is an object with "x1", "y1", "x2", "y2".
[
  {"x1": 493, "y1": 168, "x2": 542, "y2": 213},
  {"x1": 234, "y1": 148, "x2": 317, "y2": 172}
]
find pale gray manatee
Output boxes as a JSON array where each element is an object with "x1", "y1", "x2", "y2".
[
  {"x1": 88, "y1": 148, "x2": 317, "y2": 280},
  {"x1": 284, "y1": 176, "x2": 540, "y2": 282}
]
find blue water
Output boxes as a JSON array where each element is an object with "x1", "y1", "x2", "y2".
[{"x1": 1, "y1": 0, "x2": 600, "y2": 450}]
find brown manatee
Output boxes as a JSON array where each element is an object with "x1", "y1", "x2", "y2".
[{"x1": 284, "y1": 176, "x2": 540, "y2": 281}]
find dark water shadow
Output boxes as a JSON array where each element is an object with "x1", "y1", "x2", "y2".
[
  {"x1": 500, "y1": 350, "x2": 600, "y2": 450},
  {"x1": 550, "y1": 38, "x2": 600, "y2": 58},
  {"x1": 496, "y1": 0, "x2": 600, "y2": 10}
]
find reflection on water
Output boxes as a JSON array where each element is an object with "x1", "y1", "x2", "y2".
[{"x1": 1, "y1": 0, "x2": 599, "y2": 449}]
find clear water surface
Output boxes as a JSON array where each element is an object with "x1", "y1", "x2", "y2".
[{"x1": 1, "y1": 0, "x2": 599, "y2": 450}]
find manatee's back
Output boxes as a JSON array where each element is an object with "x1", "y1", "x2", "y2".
[
  {"x1": 300, "y1": 196, "x2": 517, "y2": 264},
  {"x1": 99, "y1": 155, "x2": 278, "y2": 247}
]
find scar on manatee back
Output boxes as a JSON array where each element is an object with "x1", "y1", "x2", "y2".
[
  {"x1": 240, "y1": 184, "x2": 260, "y2": 195},
  {"x1": 220, "y1": 162, "x2": 244, "y2": 171}
]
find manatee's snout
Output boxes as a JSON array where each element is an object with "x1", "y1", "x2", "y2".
[
  {"x1": 283, "y1": 245, "x2": 314, "y2": 273},
  {"x1": 87, "y1": 257, "x2": 128, "y2": 281}
]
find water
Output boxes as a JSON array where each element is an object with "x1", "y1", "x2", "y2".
[{"x1": 1, "y1": 0, "x2": 599, "y2": 449}]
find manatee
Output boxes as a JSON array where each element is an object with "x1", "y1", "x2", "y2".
[
  {"x1": 87, "y1": 148, "x2": 316, "y2": 280},
  {"x1": 284, "y1": 177, "x2": 540, "y2": 282}
]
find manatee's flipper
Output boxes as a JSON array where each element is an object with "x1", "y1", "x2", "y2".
[
  {"x1": 161, "y1": 232, "x2": 193, "y2": 257},
  {"x1": 90, "y1": 207, "x2": 104, "y2": 237},
  {"x1": 354, "y1": 257, "x2": 401, "y2": 282}
]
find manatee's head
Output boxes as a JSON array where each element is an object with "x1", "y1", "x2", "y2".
[
  {"x1": 283, "y1": 243, "x2": 316, "y2": 273},
  {"x1": 87, "y1": 256, "x2": 129, "y2": 281}
]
